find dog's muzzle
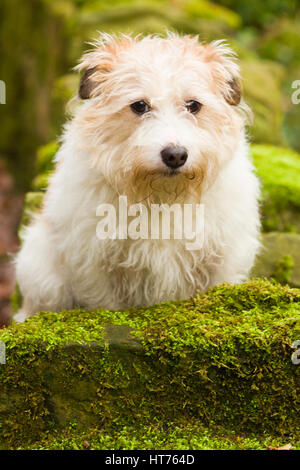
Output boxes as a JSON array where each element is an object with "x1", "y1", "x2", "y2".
[{"x1": 161, "y1": 145, "x2": 188, "y2": 169}]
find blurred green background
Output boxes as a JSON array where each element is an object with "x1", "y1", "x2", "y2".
[{"x1": 0, "y1": 0, "x2": 299, "y2": 192}]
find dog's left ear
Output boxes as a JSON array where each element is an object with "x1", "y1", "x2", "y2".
[
  {"x1": 76, "y1": 42, "x2": 115, "y2": 100},
  {"x1": 203, "y1": 41, "x2": 241, "y2": 106}
]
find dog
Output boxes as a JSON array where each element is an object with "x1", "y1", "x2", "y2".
[{"x1": 15, "y1": 33, "x2": 260, "y2": 319}]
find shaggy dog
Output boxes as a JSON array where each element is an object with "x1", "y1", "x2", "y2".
[{"x1": 15, "y1": 33, "x2": 260, "y2": 319}]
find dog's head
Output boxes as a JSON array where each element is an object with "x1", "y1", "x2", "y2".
[{"x1": 75, "y1": 33, "x2": 249, "y2": 203}]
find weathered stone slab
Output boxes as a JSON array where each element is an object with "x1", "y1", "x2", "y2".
[
  {"x1": 252, "y1": 144, "x2": 300, "y2": 232},
  {"x1": 1, "y1": 279, "x2": 300, "y2": 448},
  {"x1": 252, "y1": 232, "x2": 300, "y2": 287}
]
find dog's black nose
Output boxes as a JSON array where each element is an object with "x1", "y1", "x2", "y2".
[{"x1": 161, "y1": 145, "x2": 188, "y2": 169}]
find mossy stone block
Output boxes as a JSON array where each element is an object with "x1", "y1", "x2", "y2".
[
  {"x1": 252, "y1": 144, "x2": 300, "y2": 232},
  {"x1": 1, "y1": 279, "x2": 300, "y2": 448},
  {"x1": 252, "y1": 232, "x2": 300, "y2": 287}
]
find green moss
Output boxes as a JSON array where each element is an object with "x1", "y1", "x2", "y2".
[
  {"x1": 11, "y1": 423, "x2": 300, "y2": 451},
  {"x1": 251, "y1": 144, "x2": 300, "y2": 232},
  {"x1": 272, "y1": 255, "x2": 294, "y2": 285},
  {"x1": 252, "y1": 233, "x2": 300, "y2": 288},
  {"x1": 1, "y1": 279, "x2": 300, "y2": 449}
]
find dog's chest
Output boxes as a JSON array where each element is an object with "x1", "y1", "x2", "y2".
[{"x1": 94, "y1": 237, "x2": 215, "y2": 307}]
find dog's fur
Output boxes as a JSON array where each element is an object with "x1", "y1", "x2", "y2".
[{"x1": 15, "y1": 33, "x2": 260, "y2": 319}]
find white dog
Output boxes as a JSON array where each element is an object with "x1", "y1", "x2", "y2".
[{"x1": 15, "y1": 33, "x2": 260, "y2": 319}]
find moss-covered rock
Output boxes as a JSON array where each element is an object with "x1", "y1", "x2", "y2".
[
  {"x1": 10, "y1": 422, "x2": 300, "y2": 451},
  {"x1": 252, "y1": 144, "x2": 300, "y2": 232},
  {"x1": 252, "y1": 232, "x2": 300, "y2": 287},
  {"x1": 1, "y1": 279, "x2": 300, "y2": 449}
]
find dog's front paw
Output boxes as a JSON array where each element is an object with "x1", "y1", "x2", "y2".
[{"x1": 13, "y1": 309, "x2": 29, "y2": 323}]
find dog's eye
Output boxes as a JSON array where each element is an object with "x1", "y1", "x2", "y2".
[
  {"x1": 130, "y1": 101, "x2": 150, "y2": 115},
  {"x1": 186, "y1": 100, "x2": 202, "y2": 114}
]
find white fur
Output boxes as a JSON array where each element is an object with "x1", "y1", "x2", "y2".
[{"x1": 15, "y1": 34, "x2": 260, "y2": 318}]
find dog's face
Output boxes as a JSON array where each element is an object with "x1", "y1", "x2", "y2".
[{"x1": 75, "y1": 34, "x2": 248, "y2": 203}]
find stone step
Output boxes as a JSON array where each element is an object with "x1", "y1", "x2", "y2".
[
  {"x1": 1, "y1": 279, "x2": 300, "y2": 449},
  {"x1": 251, "y1": 232, "x2": 300, "y2": 287}
]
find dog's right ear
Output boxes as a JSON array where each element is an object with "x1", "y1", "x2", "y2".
[
  {"x1": 76, "y1": 34, "x2": 134, "y2": 100},
  {"x1": 79, "y1": 67, "x2": 99, "y2": 100}
]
